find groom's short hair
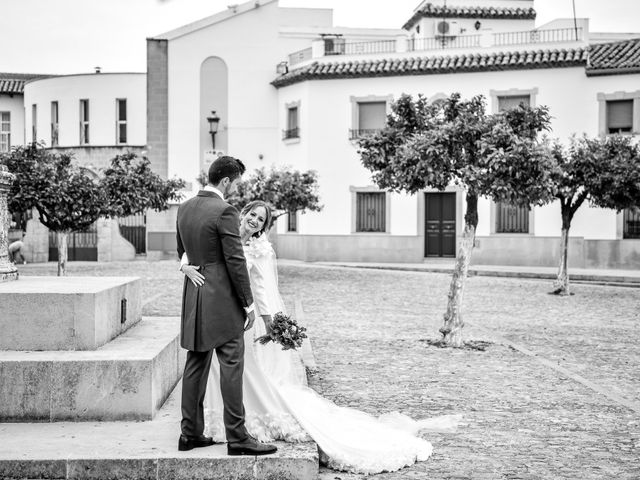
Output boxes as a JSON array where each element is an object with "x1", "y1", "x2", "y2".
[{"x1": 208, "y1": 156, "x2": 246, "y2": 185}]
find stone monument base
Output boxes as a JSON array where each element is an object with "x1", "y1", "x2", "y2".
[
  {"x1": 0, "y1": 276, "x2": 141, "y2": 351},
  {"x1": 0, "y1": 317, "x2": 184, "y2": 421}
]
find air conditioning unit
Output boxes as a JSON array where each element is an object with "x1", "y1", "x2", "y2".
[
  {"x1": 434, "y1": 20, "x2": 461, "y2": 37},
  {"x1": 324, "y1": 36, "x2": 345, "y2": 55}
]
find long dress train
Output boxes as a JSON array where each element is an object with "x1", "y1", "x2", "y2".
[{"x1": 204, "y1": 234, "x2": 460, "y2": 474}]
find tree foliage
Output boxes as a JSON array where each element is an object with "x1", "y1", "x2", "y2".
[
  {"x1": 1, "y1": 146, "x2": 186, "y2": 229},
  {"x1": 230, "y1": 166, "x2": 323, "y2": 222},
  {"x1": 1, "y1": 143, "x2": 103, "y2": 232},
  {"x1": 101, "y1": 152, "x2": 186, "y2": 217},
  {"x1": 359, "y1": 93, "x2": 557, "y2": 210}
]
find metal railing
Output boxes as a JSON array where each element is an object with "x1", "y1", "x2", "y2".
[
  {"x1": 288, "y1": 47, "x2": 312, "y2": 66},
  {"x1": 493, "y1": 27, "x2": 583, "y2": 47},
  {"x1": 349, "y1": 129, "x2": 382, "y2": 140},
  {"x1": 282, "y1": 127, "x2": 300, "y2": 140},
  {"x1": 409, "y1": 34, "x2": 481, "y2": 51},
  {"x1": 344, "y1": 40, "x2": 396, "y2": 55}
]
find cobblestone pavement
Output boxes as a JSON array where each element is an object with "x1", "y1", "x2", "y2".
[{"x1": 19, "y1": 261, "x2": 640, "y2": 479}]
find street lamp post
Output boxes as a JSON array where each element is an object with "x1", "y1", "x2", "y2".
[
  {"x1": 207, "y1": 111, "x2": 221, "y2": 149},
  {"x1": 0, "y1": 165, "x2": 18, "y2": 282}
]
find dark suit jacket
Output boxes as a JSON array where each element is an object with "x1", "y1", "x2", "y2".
[{"x1": 176, "y1": 190, "x2": 253, "y2": 351}]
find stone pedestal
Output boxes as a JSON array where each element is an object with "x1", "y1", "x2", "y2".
[
  {"x1": 0, "y1": 165, "x2": 18, "y2": 282},
  {"x1": 0, "y1": 317, "x2": 184, "y2": 421},
  {"x1": 0, "y1": 276, "x2": 142, "y2": 351}
]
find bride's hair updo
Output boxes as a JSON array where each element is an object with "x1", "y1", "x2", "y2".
[{"x1": 240, "y1": 200, "x2": 273, "y2": 238}]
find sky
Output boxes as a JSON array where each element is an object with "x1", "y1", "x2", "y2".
[{"x1": 1, "y1": 0, "x2": 639, "y2": 75}]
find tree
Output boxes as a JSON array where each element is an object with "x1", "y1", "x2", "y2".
[
  {"x1": 358, "y1": 93, "x2": 557, "y2": 347},
  {"x1": 230, "y1": 166, "x2": 323, "y2": 228},
  {"x1": 101, "y1": 152, "x2": 185, "y2": 217},
  {"x1": 549, "y1": 135, "x2": 640, "y2": 295},
  {"x1": 1, "y1": 145, "x2": 185, "y2": 276}
]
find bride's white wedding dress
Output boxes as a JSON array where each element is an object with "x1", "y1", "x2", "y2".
[{"x1": 204, "y1": 234, "x2": 460, "y2": 475}]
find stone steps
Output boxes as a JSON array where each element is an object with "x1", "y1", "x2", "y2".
[
  {"x1": 0, "y1": 379, "x2": 319, "y2": 480},
  {"x1": 0, "y1": 317, "x2": 184, "y2": 421}
]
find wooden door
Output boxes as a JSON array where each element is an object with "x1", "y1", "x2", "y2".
[{"x1": 425, "y1": 192, "x2": 456, "y2": 257}]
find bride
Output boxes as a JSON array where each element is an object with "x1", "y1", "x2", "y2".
[{"x1": 181, "y1": 200, "x2": 460, "y2": 475}]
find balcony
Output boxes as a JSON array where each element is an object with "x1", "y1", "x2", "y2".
[
  {"x1": 287, "y1": 27, "x2": 585, "y2": 67},
  {"x1": 282, "y1": 127, "x2": 300, "y2": 140},
  {"x1": 349, "y1": 128, "x2": 382, "y2": 140}
]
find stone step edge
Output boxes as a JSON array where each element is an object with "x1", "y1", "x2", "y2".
[{"x1": 0, "y1": 445, "x2": 319, "y2": 480}]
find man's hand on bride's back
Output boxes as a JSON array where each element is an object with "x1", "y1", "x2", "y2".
[{"x1": 181, "y1": 264, "x2": 205, "y2": 287}]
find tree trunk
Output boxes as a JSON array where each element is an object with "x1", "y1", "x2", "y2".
[
  {"x1": 440, "y1": 193, "x2": 478, "y2": 348},
  {"x1": 57, "y1": 231, "x2": 69, "y2": 277},
  {"x1": 553, "y1": 223, "x2": 571, "y2": 295}
]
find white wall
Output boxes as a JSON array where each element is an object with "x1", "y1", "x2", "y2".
[
  {"x1": 276, "y1": 66, "x2": 640, "y2": 239},
  {"x1": 0, "y1": 94, "x2": 25, "y2": 149},
  {"x1": 23, "y1": 73, "x2": 146, "y2": 147},
  {"x1": 165, "y1": 2, "x2": 317, "y2": 194}
]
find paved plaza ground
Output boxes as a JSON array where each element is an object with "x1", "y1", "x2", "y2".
[{"x1": 16, "y1": 260, "x2": 640, "y2": 480}]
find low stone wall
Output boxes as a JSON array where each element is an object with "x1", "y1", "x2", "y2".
[{"x1": 276, "y1": 233, "x2": 640, "y2": 270}]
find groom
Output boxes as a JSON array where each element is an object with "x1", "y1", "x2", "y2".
[{"x1": 176, "y1": 156, "x2": 276, "y2": 456}]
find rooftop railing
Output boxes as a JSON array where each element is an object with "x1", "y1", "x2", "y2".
[{"x1": 285, "y1": 27, "x2": 584, "y2": 67}]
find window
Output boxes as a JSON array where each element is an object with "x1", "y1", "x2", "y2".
[
  {"x1": 116, "y1": 99, "x2": 127, "y2": 144},
  {"x1": 624, "y1": 208, "x2": 640, "y2": 239},
  {"x1": 598, "y1": 91, "x2": 640, "y2": 136},
  {"x1": 31, "y1": 104, "x2": 37, "y2": 142},
  {"x1": 497, "y1": 95, "x2": 530, "y2": 111},
  {"x1": 287, "y1": 211, "x2": 297, "y2": 232},
  {"x1": 0, "y1": 112, "x2": 10, "y2": 152},
  {"x1": 356, "y1": 192, "x2": 386, "y2": 232},
  {"x1": 606, "y1": 100, "x2": 633, "y2": 134},
  {"x1": 495, "y1": 202, "x2": 530, "y2": 234},
  {"x1": 283, "y1": 106, "x2": 299, "y2": 140},
  {"x1": 79, "y1": 99, "x2": 89, "y2": 144},
  {"x1": 493, "y1": 92, "x2": 533, "y2": 233},
  {"x1": 350, "y1": 95, "x2": 392, "y2": 140},
  {"x1": 51, "y1": 101, "x2": 59, "y2": 147}
]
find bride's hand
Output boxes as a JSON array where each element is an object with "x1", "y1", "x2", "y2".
[
  {"x1": 181, "y1": 264, "x2": 205, "y2": 287},
  {"x1": 261, "y1": 315, "x2": 273, "y2": 334}
]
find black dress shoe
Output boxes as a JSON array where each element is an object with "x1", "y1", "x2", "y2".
[
  {"x1": 178, "y1": 434, "x2": 215, "y2": 451},
  {"x1": 227, "y1": 436, "x2": 277, "y2": 456}
]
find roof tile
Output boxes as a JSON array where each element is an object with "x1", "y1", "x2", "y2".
[{"x1": 403, "y1": 3, "x2": 537, "y2": 30}]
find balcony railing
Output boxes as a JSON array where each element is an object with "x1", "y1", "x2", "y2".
[
  {"x1": 282, "y1": 127, "x2": 300, "y2": 140},
  {"x1": 349, "y1": 128, "x2": 382, "y2": 140},
  {"x1": 283, "y1": 27, "x2": 585, "y2": 68},
  {"x1": 493, "y1": 27, "x2": 583, "y2": 47},
  {"x1": 409, "y1": 35, "x2": 481, "y2": 51},
  {"x1": 344, "y1": 40, "x2": 396, "y2": 56}
]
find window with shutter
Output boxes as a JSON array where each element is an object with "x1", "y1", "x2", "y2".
[
  {"x1": 606, "y1": 100, "x2": 633, "y2": 134},
  {"x1": 356, "y1": 192, "x2": 386, "y2": 232},
  {"x1": 496, "y1": 202, "x2": 530, "y2": 233},
  {"x1": 624, "y1": 208, "x2": 640, "y2": 239},
  {"x1": 116, "y1": 99, "x2": 127, "y2": 144},
  {"x1": 51, "y1": 101, "x2": 59, "y2": 147},
  {"x1": 495, "y1": 94, "x2": 532, "y2": 233},
  {"x1": 0, "y1": 112, "x2": 10, "y2": 152},
  {"x1": 497, "y1": 95, "x2": 530, "y2": 111}
]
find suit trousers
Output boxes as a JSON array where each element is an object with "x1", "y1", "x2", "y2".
[{"x1": 180, "y1": 334, "x2": 249, "y2": 443}]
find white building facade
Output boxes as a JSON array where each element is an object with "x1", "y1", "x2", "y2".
[
  {"x1": 148, "y1": 0, "x2": 640, "y2": 269},
  {"x1": 16, "y1": 72, "x2": 148, "y2": 262}
]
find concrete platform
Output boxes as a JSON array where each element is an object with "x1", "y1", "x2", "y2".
[
  {"x1": 0, "y1": 317, "x2": 184, "y2": 422},
  {"x1": 0, "y1": 379, "x2": 319, "y2": 480},
  {"x1": 0, "y1": 276, "x2": 142, "y2": 350}
]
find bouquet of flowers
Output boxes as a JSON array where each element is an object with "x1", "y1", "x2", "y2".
[{"x1": 255, "y1": 311, "x2": 307, "y2": 351}]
